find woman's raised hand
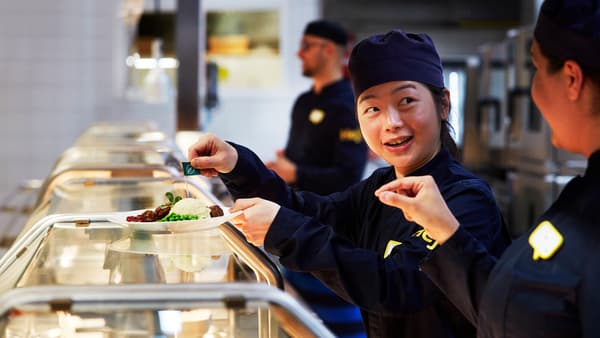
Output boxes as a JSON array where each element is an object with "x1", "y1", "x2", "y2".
[
  {"x1": 375, "y1": 175, "x2": 459, "y2": 244},
  {"x1": 187, "y1": 133, "x2": 239, "y2": 177}
]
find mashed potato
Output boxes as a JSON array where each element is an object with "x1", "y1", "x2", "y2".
[{"x1": 171, "y1": 198, "x2": 211, "y2": 219}]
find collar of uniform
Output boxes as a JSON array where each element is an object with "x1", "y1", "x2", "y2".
[
  {"x1": 585, "y1": 148, "x2": 600, "y2": 177},
  {"x1": 407, "y1": 146, "x2": 450, "y2": 178},
  {"x1": 313, "y1": 78, "x2": 348, "y2": 96}
]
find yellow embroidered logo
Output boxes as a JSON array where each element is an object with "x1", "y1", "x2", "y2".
[
  {"x1": 529, "y1": 220, "x2": 563, "y2": 260},
  {"x1": 384, "y1": 240, "x2": 402, "y2": 258},
  {"x1": 412, "y1": 229, "x2": 439, "y2": 250},
  {"x1": 309, "y1": 109, "x2": 325, "y2": 124},
  {"x1": 339, "y1": 128, "x2": 363, "y2": 143}
]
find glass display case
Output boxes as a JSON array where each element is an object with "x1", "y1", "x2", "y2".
[
  {"x1": 33, "y1": 164, "x2": 183, "y2": 214},
  {"x1": 73, "y1": 122, "x2": 172, "y2": 149},
  {"x1": 0, "y1": 283, "x2": 334, "y2": 338},
  {"x1": 34, "y1": 142, "x2": 189, "y2": 213},
  {"x1": 23, "y1": 176, "x2": 212, "y2": 238},
  {"x1": 0, "y1": 120, "x2": 327, "y2": 336},
  {"x1": 52, "y1": 145, "x2": 183, "y2": 174},
  {"x1": 0, "y1": 211, "x2": 283, "y2": 296}
]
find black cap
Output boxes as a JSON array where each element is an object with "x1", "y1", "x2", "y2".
[
  {"x1": 534, "y1": 0, "x2": 600, "y2": 70},
  {"x1": 304, "y1": 19, "x2": 348, "y2": 46},
  {"x1": 348, "y1": 29, "x2": 444, "y2": 99}
]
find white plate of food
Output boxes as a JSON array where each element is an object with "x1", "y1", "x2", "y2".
[{"x1": 108, "y1": 210, "x2": 242, "y2": 233}]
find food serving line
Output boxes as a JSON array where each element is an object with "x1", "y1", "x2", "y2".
[{"x1": 0, "y1": 121, "x2": 333, "y2": 338}]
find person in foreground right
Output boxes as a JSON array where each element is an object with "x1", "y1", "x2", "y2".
[{"x1": 375, "y1": 0, "x2": 600, "y2": 337}]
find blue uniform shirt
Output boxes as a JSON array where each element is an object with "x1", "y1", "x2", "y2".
[
  {"x1": 286, "y1": 79, "x2": 367, "y2": 195},
  {"x1": 221, "y1": 143, "x2": 510, "y2": 337},
  {"x1": 421, "y1": 149, "x2": 600, "y2": 337}
]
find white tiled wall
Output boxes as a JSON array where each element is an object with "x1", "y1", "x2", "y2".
[
  {"x1": 0, "y1": 0, "x2": 319, "y2": 210},
  {"x1": 0, "y1": 0, "x2": 121, "y2": 201}
]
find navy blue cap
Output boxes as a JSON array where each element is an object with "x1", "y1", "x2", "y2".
[
  {"x1": 304, "y1": 19, "x2": 348, "y2": 46},
  {"x1": 534, "y1": 0, "x2": 600, "y2": 70},
  {"x1": 348, "y1": 29, "x2": 444, "y2": 99}
]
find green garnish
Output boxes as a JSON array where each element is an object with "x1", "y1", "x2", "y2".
[{"x1": 160, "y1": 213, "x2": 199, "y2": 222}]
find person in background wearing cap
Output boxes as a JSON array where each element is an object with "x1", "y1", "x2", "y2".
[
  {"x1": 373, "y1": 0, "x2": 600, "y2": 337},
  {"x1": 266, "y1": 19, "x2": 367, "y2": 195},
  {"x1": 188, "y1": 29, "x2": 510, "y2": 337},
  {"x1": 265, "y1": 19, "x2": 368, "y2": 338}
]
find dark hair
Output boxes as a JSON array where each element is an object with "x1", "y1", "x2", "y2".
[
  {"x1": 427, "y1": 85, "x2": 459, "y2": 159},
  {"x1": 540, "y1": 43, "x2": 600, "y2": 88}
]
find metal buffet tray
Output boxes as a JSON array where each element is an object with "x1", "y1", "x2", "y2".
[
  {"x1": 51, "y1": 145, "x2": 184, "y2": 175},
  {"x1": 32, "y1": 164, "x2": 183, "y2": 215},
  {"x1": 73, "y1": 121, "x2": 171, "y2": 148},
  {"x1": 0, "y1": 283, "x2": 334, "y2": 338}
]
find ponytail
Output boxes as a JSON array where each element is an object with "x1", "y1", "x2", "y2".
[{"x1": 427, "y1": 85, "x2": 459, "y2": 159}]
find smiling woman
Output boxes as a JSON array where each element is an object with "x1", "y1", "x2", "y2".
[
  {"x1": 186, "y1": 28, "x2": 511, "y2": 338},
  {"x1": 356, "y1": 81, "x2": 447, "y2": 176}
]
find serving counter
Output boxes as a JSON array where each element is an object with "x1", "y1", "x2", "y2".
[
  {"x1": 0, "y1": 124, "x2": 333, "y2": 338},
  {"x1": 0, "y1": 178, "x2": 327, "y2": 338},
  {"x1": 0, "y1": 283, "x2": 334, "y2": 338},
  {"x1": 0, "y1": 122, "x2": 332, "y2": 337}
]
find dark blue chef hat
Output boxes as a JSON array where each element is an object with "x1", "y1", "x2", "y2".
[
  {"x1": 304, "y1": 19, "x2": 348, "y2": 46},
  {"x1": 534, "y1": 0, "x2": 600, "y2": 70},
  {"x1": 348, "y1": 29, "x2": 444, "y2": 99}
]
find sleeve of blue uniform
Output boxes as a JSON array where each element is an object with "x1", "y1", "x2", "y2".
[
  {"x1": 263, "y1": 184, "x2": 505, "y2": 313},
  {"x1": 265, "y1": 206, "x2": 443, "y2": 312},
  {"x1": 220, "y1": 143, "x2": 340, "y2": 217},
  {"x1": 220, "y1": 143, "x2": 294, "y2": 203},
  {"x1": 419, "y1": 181, "x2": 508, "y2": 326},
  {"x1": 419, "y1": 227, "x2": 498, "y2": 326}
]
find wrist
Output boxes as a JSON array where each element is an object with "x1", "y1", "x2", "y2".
[{"x1": 434, "y1": 220, "x2": 459, "y2": 245}]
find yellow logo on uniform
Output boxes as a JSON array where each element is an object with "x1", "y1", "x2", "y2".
[
  {"x1": 529, "y1": 220, "x2": 563, "y2": 260},
  {"x1": 412, "y1": 229, "x2": 439, "y2": 250},
  {"x1": 339, "y1": 128, "x2": 363, "y2": 143},
  {"x1": 384, "y1": 240, "x2": 402, "y2": 258},
  {"x1": 309, "y1": 109, "x2": 325, "y2": 124}
]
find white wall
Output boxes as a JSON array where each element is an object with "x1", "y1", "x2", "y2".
[
  {"x1": 0, "y1": 0, "x2": 319, "y2": 208},
  {"x1": 201, "y1": 0, "x2": 319, "y2": 161},
  {"x1": 0, "y1": 0, "x2": 120, "y2": 200}
]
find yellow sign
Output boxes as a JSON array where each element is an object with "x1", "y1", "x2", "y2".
[
  {"x1": 309, "y1": 109, "x2": 325, "y2": 124},
  {"x1": 529, "y1": 220, "x2": 564, "y2": 260}
]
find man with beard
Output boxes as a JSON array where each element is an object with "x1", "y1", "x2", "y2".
[{"x1": 266, "y1": 19, "x2": 367, "y2": 195}]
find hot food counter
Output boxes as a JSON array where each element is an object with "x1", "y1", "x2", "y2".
[
  {"x1": 0, "y1": 122, "x2": 333, "y2": 337},
  {"x1": 0, "y1": 207, "x2": 334, "y2": 336},
  {"x1": 0, "y1": 283, "x2": 334, "y2": 338}
]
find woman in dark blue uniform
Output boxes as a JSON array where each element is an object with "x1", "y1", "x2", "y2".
[
  {"x1": 189, "y1": 30, "x2": 511, "y2": 338},
  {"x1": 375, "y1": 1, "x2": 600, "y2": 337}
]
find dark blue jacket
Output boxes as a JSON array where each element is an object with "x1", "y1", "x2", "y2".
[
  {"x1": 221, "y1": 144, "x2": 510, "y2": 338},
  {"x1": 421, "y1": 149, "x2": 600, "y2": 337},
  {"x1": 286, "y1": 79, "x2": 367, "y2": 195}
]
